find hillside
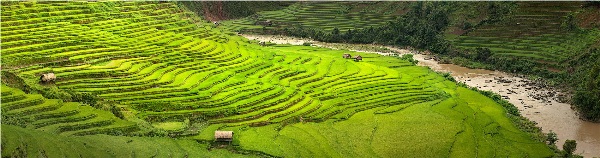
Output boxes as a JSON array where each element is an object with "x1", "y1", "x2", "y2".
[
  {"x1": 449, "y1": 2, "x2": 600, "y2": 74},
  {"x1": 218, "y1": 1, "x2": 600, "y2": 121},
  {"x1": 1, "y1": 84, "x2": 137, "y2": 136},
  {"x1": 446, "y1": 2, "x2": 600, "y2": 121},
  {"x1": 220, "y1": 1, "x2": 411, "y2": 33},
  {"x1": 179, "y1": 1, "x2": 294, "y2": 21},
  {"x1": 1, "y1": 1, "x2": 553, "y2": 157},
  {"x1": 1, "y1": 124, "x2": 250, "y2": 157}
]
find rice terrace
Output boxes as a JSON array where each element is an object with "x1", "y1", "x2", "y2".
[{"x1": 1, "y1": 1, "x2": 599, "y2": 158}]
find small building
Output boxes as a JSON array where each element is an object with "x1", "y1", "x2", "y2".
[
  {"x1": 40, "y1": 73, "x2": 56, "y2": 82},
  {"x1": 354, "y1": 55, "x2": 362, "y2": 62},
  {"x1": 343, "y1": 53, "x2": 352, "y2": 59},
  {"x1": 214, "y1": 131, "x2": 233, "y2": 142}
]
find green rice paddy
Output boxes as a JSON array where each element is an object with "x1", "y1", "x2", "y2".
[
  {"x1": 1, "y1": 1, "x2": 552, "y2": 157},
  {"x1": 449, "y1": 1, "x2": 600, "y2": 71},
  {"x1": 220, "y1": 2, "x2": 409, "y2": 33}
]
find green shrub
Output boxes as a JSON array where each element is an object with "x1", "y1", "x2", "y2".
[
  {"x1": 561, "y1": 13, "x2": 578, "y2": 31},
  {"x1": 546, "y1": 131, "x2": 558, "y2": 145},
  {"x1": 400, "y1": 54, "x2": 418, "y2": 65},
  {"x1": 562, "y1": 140, "x2": 578, "y2": 157}
]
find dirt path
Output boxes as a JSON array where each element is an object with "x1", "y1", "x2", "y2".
[{"x1": 241, "y1": 34, "x2": 600, "y2": 157}]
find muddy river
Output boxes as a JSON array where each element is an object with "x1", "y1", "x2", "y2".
[{"x1": 242, "y1": 34, "x2": 600, "y2": 157}]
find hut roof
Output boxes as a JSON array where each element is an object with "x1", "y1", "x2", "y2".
[
  {"x1": 45, "y1": 73, "x2": 56, "y2": 78},
  {"x1": 41, "y1": 73, "x2": 56, "y2": 82},
  {"x1": 215, "y1": 131, "x2": 233, "y2": 139}
]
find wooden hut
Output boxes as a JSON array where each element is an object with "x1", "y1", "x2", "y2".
[
  {"x1": 354, "y1": 55, "x2": 362, "y2": 62},
  {"x1": 40, "y1": 73, "x2": 56, "y2": 82},
  {"x1": 343, "y1": 53, "x2": 352, "y2": 59},
  {"x1": 214, "y1": 131, "x2": 233, "y2": 142}
]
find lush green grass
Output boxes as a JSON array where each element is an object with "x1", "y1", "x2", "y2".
[
  {"x1": 0, "y1": 124, "x2": 252, "y2": 158},
  {"x1": 202, "y1": 85, "x2": 553, "y2": 157},
  {"x1": 1, "y1": 84, "x2": 138, "y2": 136},
  {"x1": 1, "y1": 1, "x2": 552, "y2": 157},
  {"x1": 152, "y1": 121, "x2": 187, "y2": 131}
]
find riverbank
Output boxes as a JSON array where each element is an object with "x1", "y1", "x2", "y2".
[{"x1": 241, "y1": 34, "x2": 600, "y2": 157}]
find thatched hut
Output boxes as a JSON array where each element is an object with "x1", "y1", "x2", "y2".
[
  {"x1": 343, "y1": 53, "x2": 352, "y2": 59},
  {"x1": 354, "y1": 55, "x2": 362, "y2": 62},
  {"x1": 214, "y1": 131, "x2": 233, "y2": 142},
  {"x1": 40, "y1": 73, "x2": 56, "y2": 82}
]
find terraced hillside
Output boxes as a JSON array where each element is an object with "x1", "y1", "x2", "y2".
[
  {"x1": 450, "y1": 1, "x2": 600, "y2": 72},
  {"x1": 1, "y1": 124, "x2": 252, "y2": 157},
  {"x1": 1, "y1": 1, "x2": 553, "y2": 157},
  {"x1": 1, "y1": 85, "x2": 137, "y2": 136},
  {"x1": 220, "y1": 2, "x2": 408, "y2": 33}
]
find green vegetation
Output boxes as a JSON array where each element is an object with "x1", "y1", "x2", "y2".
[
  {"x1": 220, "y1": 2, "x2": 410, "y2": 33},
  {"x1": 447, "y1": 2, "x2": 598, "y2": 75},
  {"x1": 572, "y1": 48, "x2": 600, "y2": 121},
  {"x1": 1, "y1": 84, "x2": 138, "y2": 136},
  {"x1": 562, "y1": 140, "x2": 582, "y2": 158},
  {"x1": 221, "y1": 2, "x2": 515, "y2": 54},
  {"x1": 219, "y1": 1, "x2": 600, "y2": 121},
  {"x1": 445, "y1": 2, "x2": 600, "y2": 121},
  {"x1": 1, "y1": 1, "x2": 553, "y2": 157},
  {"x1": 279, "y1": 2, "x2": 452, "y2": 54},
  {"x1": 179, "y1": 1, "x2": 293, "y2": 20},
  {"x1": 1, "y1": 124, "x2": 251, "y2": 157}
]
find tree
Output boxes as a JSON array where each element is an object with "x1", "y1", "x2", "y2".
[
  {"x1": 563, "y1": 139, "x2": 577, "y2": 157},
  {"x1": 561, "y1": 13, "x2": 578, "y2": 31},
  {"x1": 585, "y1": 1, "x2": 600, "y2": 8},
  {"x1": 475, "y1": 47, "x2": 492, "y2": 62},
  {"x1": 573, "y1": 59, "x2": 600, "y2": 121},
  {"x1": 546, "y1": 131, "x2": 558, "y2": 145},
  {"x1": 332, "y1": 27, "x2": 340, "y2": 35},
  {"x1": 486, "y1": 2, "x2": 516, "y2": 23}
]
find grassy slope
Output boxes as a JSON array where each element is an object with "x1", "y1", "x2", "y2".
[
  {"x1": 220, "y1": 1, "x2": 599, "y2": 78},
  {"x1": 179, "y1": 1, "x2": 294, "y2": 21},
  {"x1": 1, "y1": 84, "x2": 138, "y2": 136},
  {"x1": 448, "y1": 2, "x2": 600, "y2": 75},
  {"x1": 1, "y1": 1, "x2": 551, "y2": 157},
  {"x1": 0, "y1": 124, "x2": 252, "y2": 158},
  {"x1": 221, "y1": 2, "x2": 410, "y2": 33}
]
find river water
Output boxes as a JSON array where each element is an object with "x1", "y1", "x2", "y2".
[{"x1": 241, "y1": 34, "x2": 600, "y2": 157}]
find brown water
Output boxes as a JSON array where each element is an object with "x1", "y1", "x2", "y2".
[{"x1": 242, "y1": 34, "x2": 600, "y2": 157}]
